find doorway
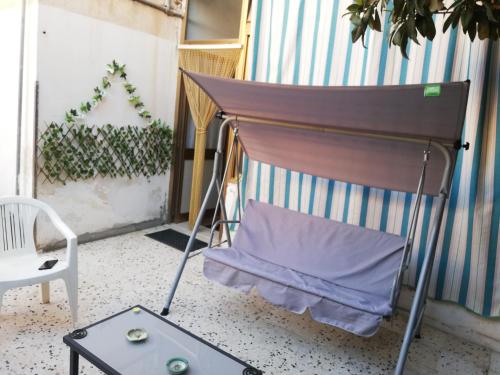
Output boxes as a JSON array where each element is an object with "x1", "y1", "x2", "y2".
[{"x1": 168, "y1": 0, "x2": 249, "y2": 224}]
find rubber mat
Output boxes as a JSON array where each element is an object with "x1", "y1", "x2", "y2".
[{"x1": 146, "y1": 229, "x2": 207, "y2": 252}]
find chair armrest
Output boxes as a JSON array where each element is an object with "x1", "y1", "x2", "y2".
[{"x1": 39, "y1": 203, "x2": 77, "y2": 267}]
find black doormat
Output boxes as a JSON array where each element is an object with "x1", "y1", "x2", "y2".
[{"x1": 145, "y1": 229, "x2": 207, "y2": 252}]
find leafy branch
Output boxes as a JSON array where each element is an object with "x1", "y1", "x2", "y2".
[
  {"x1": 64, "y1": 59, "x2": 163, "y2": 126},
  {"x1": 346, "y1": 0, "x2": 499, "y2": 58}
]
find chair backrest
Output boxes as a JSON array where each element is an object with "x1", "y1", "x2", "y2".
[{"x1": 0, "y1": 198, "x2": 41, "y2": 258}]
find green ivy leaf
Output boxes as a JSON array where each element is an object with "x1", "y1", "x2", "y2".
[
  {"x1": 138, "y1": 109, "x2": 151, "y2": 119},
  {"x1": 124, "y1": 83, "x2": 136, "y2": 94},
  {"x1": 65, "y1": 112, "x2": 75, "y2": 123},
  {"x1": 102, "y1": 76, "x2": 111, "y2": 89},
  {"x1": 79, "y1": 102, "x2": 92, "y2": 113},
  {"x1": 128, "y1": 95, "x2": 141, "y2": 106},
  {"x1": 106, "y1": 64, "x2": 116, "y2": 75}
]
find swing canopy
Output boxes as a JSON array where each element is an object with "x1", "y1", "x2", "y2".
[
  {"x1": 168, "y1": 71, "x2": 469, "y2": 343},
  {"x1": 182, "y1": 70, "x2": 469, "y2": 196}
]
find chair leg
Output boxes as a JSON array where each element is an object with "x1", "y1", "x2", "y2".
[
  {"x1": 64, "y1": 274, "x2": 78, "y2": 325},
  {"x1": 41, "y1": 282, "x2": 50, "y2": 304}
]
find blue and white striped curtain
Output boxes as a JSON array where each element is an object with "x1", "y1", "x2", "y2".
[{"x1": 229, "y1": 0, "x2": 499, "y2": 317}]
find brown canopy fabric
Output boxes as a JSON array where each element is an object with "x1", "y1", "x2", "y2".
[{"x1": 182, "y1": 70, "x2": 469, "y2": 196}]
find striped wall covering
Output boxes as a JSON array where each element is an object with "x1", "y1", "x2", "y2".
[{"x1": 227, "y1": 0, "x2": 499, "y2": 317}]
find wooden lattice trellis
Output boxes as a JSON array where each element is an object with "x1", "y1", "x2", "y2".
[{"x1": 37, "y1": 122, "x2": 173, "y2": 184}]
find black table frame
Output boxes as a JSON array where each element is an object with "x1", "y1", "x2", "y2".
[{"x1": 63, "y1": 305, "x2": 262, "y2": 375}]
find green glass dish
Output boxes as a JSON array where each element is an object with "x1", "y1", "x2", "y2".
[{"x1": 166, "y1": 357, "x2": 189, "y2": 375}]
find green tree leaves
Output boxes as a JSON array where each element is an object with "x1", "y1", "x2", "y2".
[
  {"x1": 346, "y1": 0, "x2": 499, "y2": 58},
  {"x1": 347, "y1": 0, "x2": 383, "y2": 46}
]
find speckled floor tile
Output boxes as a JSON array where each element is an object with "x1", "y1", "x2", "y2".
[{"x1": 0, "y1": 226, "x2": 493, "y2": 374}]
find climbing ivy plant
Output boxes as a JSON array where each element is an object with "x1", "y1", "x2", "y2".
[
  {"x1": 63, "y1": 60, "x2": 160, "y2": 126},
  {"x1": 38, "y1": 123, "x2": 172, "y2": 183},
  {"x1": 38, "y1": 60, "x2": 173, "y2": 184}
]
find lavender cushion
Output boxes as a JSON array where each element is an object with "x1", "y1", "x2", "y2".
[{"x1": 203, "y1": 200, "x2": 405, "y2": 336}]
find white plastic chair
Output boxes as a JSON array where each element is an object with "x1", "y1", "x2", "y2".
[{"x1": 0, "y1": 196, "x2": 78, "y2": 324}]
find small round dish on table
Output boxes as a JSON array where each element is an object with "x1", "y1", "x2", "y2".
[
  {"x1": 166, "y1": 357, "x2": 189, "y2": 374},
  {"x1": 126, "y1": 328, "x2": 148, "y2": 343}
]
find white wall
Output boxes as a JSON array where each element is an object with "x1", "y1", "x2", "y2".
[
  {"x1": 18, "y1": 0, "x2": 39, "y2": 198},
  {"x1": 36, "y1": 0, "x2": 181, "y2": 245},
  {"x1": 0, "y1": 1, "x2": 23, "y2": 196}
]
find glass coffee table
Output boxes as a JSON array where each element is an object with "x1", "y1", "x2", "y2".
[{"x1": 63, "y1": 305, "x2": 262, "y2": 375}]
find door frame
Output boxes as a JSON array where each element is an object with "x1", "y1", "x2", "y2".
[{"x1": 167, "y1": 0, "x2": 251, "y2": 223}]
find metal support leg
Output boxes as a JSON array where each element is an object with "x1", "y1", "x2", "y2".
[
  {"x1": 414, "y1": 303, "x2": 425, "y2": 339},
  {"x1": 161, "y1": 162, "x2": 220, "y2": 316},
  {"x1": 413, "y1": 239, "x2": 436, "y2": 339},
  {"x1": 413, "y1": 257, "x2": 435, "y2": 339},
  {"x1": 394, "y1": 194, "x2": 447, "y2": 374},
  {"x1": 211, "y1": 129, "x2": 238, "y2": 247},
  {"x1": 69, "y1": 349, "x2": 79, "y2": 375},
  {"x1": 216, "y1": 179, "x2": 232, "y2": 246},
  {"x1": 161, "y1": 117, "x2": 235, "y2": 316}
]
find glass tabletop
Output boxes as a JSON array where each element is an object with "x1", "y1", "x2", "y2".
[{"x1": 64, "y1": 306, "x2": 259, "y2": 375}]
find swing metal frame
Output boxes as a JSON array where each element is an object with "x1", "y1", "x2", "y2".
[{"x1": 161, "y1": 112, "x2": 465, "y2": 374}]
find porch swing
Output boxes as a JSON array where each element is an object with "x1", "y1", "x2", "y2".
[{"x1": 162, "y1": 70, "x2": 470, "y2": 374}]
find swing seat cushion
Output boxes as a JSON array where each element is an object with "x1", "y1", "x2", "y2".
[{"x1": 203, "y1": 199, "x2": 406, "y2": 336}]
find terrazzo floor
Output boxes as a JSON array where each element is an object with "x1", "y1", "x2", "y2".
[{"x1": 0, "y1": 225, "x2": 496, "y2": 375}]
